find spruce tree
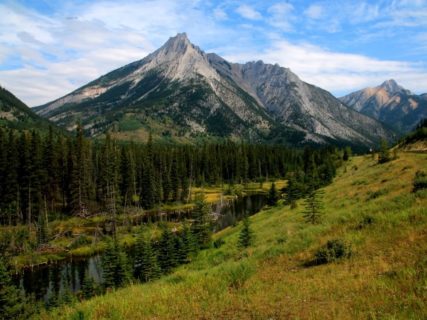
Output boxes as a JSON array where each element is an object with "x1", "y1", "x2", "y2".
[
  {"x1": 102, "y1": 238, "x2": 130, "y2": 289},
  {"x1": 134, "y1": 234, "x2": 161, "y2": 282},
  {"x1": 285, "y1": 176, "x2": 301, "y2": 209},
  {"x1": 0, "y1": 259, "x2": 34, "y2": 319},
  {"x1": 81, "y1": 272, "x2": 96, "y2": 299},
  {"x1": 157, "y1": 228, "x2": 177, "y2": 274},
  {"x1": 303, "y1": 188, "x2": 324, "y2": 224},
  {"x1": 190, "y1": 193, "x2": 212, "y2": 249},
  {"x1": 378, "y1": 139, "x2": 391, "y2": 164},
  {"x1": 181, "y1": 222, "x2": 197, "y2": 259},
  {"x1": 238, "y1": 216, "x2": 253, "y2": 248},
  {"x1": 267, "y1": 182, "x2": 279, "y2": 206}
]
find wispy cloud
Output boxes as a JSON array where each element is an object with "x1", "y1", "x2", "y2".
[
  {"x1": 304, "y1": 4, "x2": 323, "y2": 19},
  {"x1": 235, "y1": 4, "x2": 262, "y2": 20},
  {"x1": 0, "y1": 0, "x2": 426, "y2": 105},
  {"x1": 267, "y1": 3, "x2": 294, "y2": 32},
  {"x1": 224, "y1": 39, "x2": 427, "y2": 95}
]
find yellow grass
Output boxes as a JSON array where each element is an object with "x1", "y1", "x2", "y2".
[{"x1": 39, "y1": 151, "x2": 427, "y2": 319}]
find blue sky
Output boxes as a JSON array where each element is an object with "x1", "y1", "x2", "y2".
[{"x1": 0, "y1": 0, "x2": 426, "y2": 106}]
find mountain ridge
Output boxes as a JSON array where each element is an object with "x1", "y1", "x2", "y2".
[
  {"x1": 340, "y1": 79, "x2": 427, "y2": 133},
  {"x1": 0, "y1": 86, "x2": 56, "y2": 132},
  {"x1": 35, "y1": 33, "x2": 394, "y2": 147}
]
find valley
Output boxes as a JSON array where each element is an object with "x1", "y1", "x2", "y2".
[
  {"x1": 1, "y1": 4, "x2": 426, "y2": 318},
  {"x1": 38, "y1": 150, "x2": 427, "y2": 319}
]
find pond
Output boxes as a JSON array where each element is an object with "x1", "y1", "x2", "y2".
[{"x1": 14, "y1": 193, "x2": 267, "y2": 302}]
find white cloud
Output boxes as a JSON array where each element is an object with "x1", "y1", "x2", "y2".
[
  {"x1": 0, "y1": 0, "x2": 235, "y2": 106},
  {"x1": 224, "y1": 39, "x2": 427, "y2": 95},
  {"x1": 267, "y1": 3, "x2": 294, "y2": 31},
  {"x1": 236, "y1": 5, "x2": 262, "y2": 20},
  {"x1": 304, "y1": 4, "x2": 323, "y2": 19}
]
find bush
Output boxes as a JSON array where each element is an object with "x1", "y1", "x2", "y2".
[
  {"x1": 314, "y1": 239, "x2": 352, "y2": 265},
  {"x1": 413, "y1": 170, "x2": 427, "y2": 192},
  {"x1": 224, "y1": 261, "x2": 255, "y2": 289},
  {"x1": 67, "y1": 235, "x2": 92, "y2": 250},
  {"x1": 213, "y1": 238, "x2": 225, "y2": 248},
  {"x1": 356, "y1": 215, "x2": 375, "y2": 229},
  {"x1": 366, "y1": 189, "x2": 388, "y2": 200}
]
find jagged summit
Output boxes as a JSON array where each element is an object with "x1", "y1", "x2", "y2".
[
  {"x1": 34, "y1": 33, "x2": 393, "y2": 147},
  {"x1": 341, "y1": 80, "x2": 426, "y2": 132},
  {"x1": 379, "y1": 79, "x2": 410, "y2": 95}
]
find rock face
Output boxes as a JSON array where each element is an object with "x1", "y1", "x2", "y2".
[
  {"x1": 35, "y1": 33, "x2": 393, "y2": 147},
  {"x1": 0, "y1": 86, "x2": 53, "y2": 131},
  {"x1": 340, "y1": 80, "x2": 427, "y2": 133}
]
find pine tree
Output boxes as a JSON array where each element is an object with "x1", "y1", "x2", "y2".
[
  {"x1": 238, "y1": 216, "x2": 253, "y2": 248},
  {"x1": 36, "y1": 212, "x2": 48, "y2": 246},
  {"x1": 190, "y1": 193, "x2": 212, "y2": 249},
  {"x1": 285, "y1": 175, "x2": 301, "y2": 209},
  {"x1": 303, "y1": 188, "x2": 324, "y2": 224},
  {"x1": 267, "y1": 182, "x2": 279, "y2": 206},
  {"x1": 343, "y1": 147, "x2": 352, "y2": 161},
  {"x1": 157, "y1": 228, "x2": 177, "y2": 274},
  {"x1": 81, "y1": 272, "x2": 96, "y2": 299},
  {"x1": 102, "y1": 238, "x2": 130, "y2": 289},
  {"x1": 0, "y1": 259, "x2": 34, "y2": 319},
  {"x1": 378, "y1": 139, "x2": 391, "y2": 164},
  {"x1": 181, "y1": 222, "x2": 197, "y2": 259},
  {"x1": 134, "y1": 234, "x2": 161, "y2": 282},
  {"x1": 170, "y1": 157, "x2": 180, "y2": 202}
]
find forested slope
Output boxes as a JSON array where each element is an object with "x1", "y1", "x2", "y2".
[{"x1": 41, "y1": 151, "x2": 427, "y2": 319}]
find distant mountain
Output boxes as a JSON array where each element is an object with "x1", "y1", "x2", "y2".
[
  {"x1": 340, "y1": 79, "x2": 427, "y2": 133},
  {"x1": 0, "y1": 86, "x2": 55, "y2": 131},
  {"x1": 35, "y1": 33, "x2": 393, "y2": 148}
]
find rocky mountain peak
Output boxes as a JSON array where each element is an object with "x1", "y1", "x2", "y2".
[
  {"x1": 34, "y1": 33, "x2": 394, "y2": 147},
  {"x1": 379, "y1": 79, "x2": 408, "y2": 95},
  {"x1": 162, "y1": 33, "x2": 191, "y2": 53}
]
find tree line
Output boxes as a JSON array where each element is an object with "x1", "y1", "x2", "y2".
[{"x1": 0, "y1": 125, "x2": 341, "y2": 226}]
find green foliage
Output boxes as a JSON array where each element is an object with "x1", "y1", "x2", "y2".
[
  {"x1": 67, "y1": 235, "x2": 92, "y2": 250},
  {"x1": 285, "y1": 175, "x2": 303, "y2": 209},
  {"x1": 213, "y1": 238, "x2": 225, "y2": 249},
  {"x1": 266, "y1": 182, "x2": 279, "y2": 206},
  {"x1": 81, "y1": 272, "x2": 96, "y2": 299},
  {"x1": 343, "y1": 147, "x2": 352, "y2": 161},
  {"x1": 157, "y1": 228, "x2": 178, "y2": 274},
  {"x1": 303, "y1": 188, "x2": 324, "y2": 224},
  {"x1": 102, "y1": 238, "x2": 130, "y2": 289},
  {"x1": 0, "y1": 126, "x2": 339, "y2": 225},
  {"x1": 190, "y1": 193, "x2": 212, "y2": 249},
  {"x1": 238, "y1": 216, "x2": 253, "y2": 248},
  {"x1": 366, "y1": 189, "x2": 389, "y2": 200},
  {"x1": 313, "y1": 239, "x2": 352, "y2": 265},
  {"x1": 378, "y1": 140, "x2": 391, "y2": 164},
  {"x1": 133, "y1": 234, "x2": 161, "y2": 282},
  {"x1": 413, "y1": 170, "x2": 427, "y2": 193},
  {"x1": 36, "y1": 213, "x2": 49, "y2": 246},
  {"x1": 224, "y1": 261, "x2": 255, "y2": 290},
  {"x1": 0, "y1": 259, "x2": 35, "y2": 319}
]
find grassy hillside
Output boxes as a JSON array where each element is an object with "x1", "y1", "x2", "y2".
[{"x1": 41, "y1": 151, "x2": 427, "y2": 320}]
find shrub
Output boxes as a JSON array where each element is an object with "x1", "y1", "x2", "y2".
[
  {"x1": 366, "y1": 189, "x2": 388, "y2": 200},
  {"x1": 314, "y1": 239, "x2": 352, "y2": 265},
  {"x1": 213, "y1": 238, "x2": 225, "y2": 248},
  {"x1": 224, "y1": 261, "x2": 255, "y2": 289},
  {"x1": 67, "y1": 235, "x2": 92, "y2": 250},
  {"x1": 413, "y1": 170, "x2": 427, "y2": 192}
]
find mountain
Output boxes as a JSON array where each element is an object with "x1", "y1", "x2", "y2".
[
  {"x1": 35, "y1": 33, "x2": 393, "y2": 147},
  {"x1": 340, "y1": 79, "x2": 427, "y2": 133},
  {"x1": 0, "y1": 86, "x2": 55, "y2": 131}
]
